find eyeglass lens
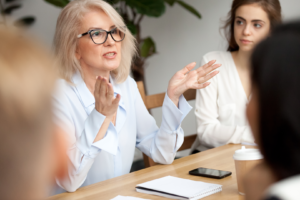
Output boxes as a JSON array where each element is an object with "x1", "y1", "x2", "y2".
[{"x1": 90, "y1": 27, "x2": 125, "y2": 44}]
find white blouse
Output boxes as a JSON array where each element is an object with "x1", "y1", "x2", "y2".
[
  {"x1": 192, "y1": 51, "x2": 254, "y2": 151},
  {"x1": 52, "y1": 71, "x2": 192, "y2": 193}
]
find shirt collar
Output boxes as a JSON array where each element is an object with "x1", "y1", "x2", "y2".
[
  {"x1": 72, "y1": 71, "x2": 95, "y2": 108},
  {"x1": 109, "y1": 75, "x2": 122, "y2": 97},
  {"x1": 72, "y1": 71, "x2": 123, "y2": 108}
]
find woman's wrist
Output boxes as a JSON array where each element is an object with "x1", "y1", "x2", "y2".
[
  {"x1": 105, "y1": 114, "x2": 114, "y2": 120},
  {"x1": 167, "y1": 89, "x2": 179, "y2": 108}
]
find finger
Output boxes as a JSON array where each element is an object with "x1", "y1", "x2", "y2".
[
  {"x1": 203, "y1": 63, "x2": 221, "y2": 75},
  {"x1": 107, "y1": 83, "x2": 114, "y2": 101},
  {"x1": 198, "y1": 63, "x2": 221, "y2": 78},
  {"x1": 202, "y1": 82, "x2": 211, "y2": 88},
  {"x1": 112, "y1": 94, "x2": 121, "y2": 106},
  {"x1": 179, "y1": 62, "x2": 197, "y2": 75},
  {"x1": 192, "y1": 82, "x2": 211, "y2": 90},
  {"x1": 196, "y1": 60, "x2": 216, "y2": 72},
  {"x1": 198, "y1": 70, "x2": 219, "y2": 84},
  {"x1": 94, "y1": 76, "x2": 101, "y2": 97},
  {"x1": 99, "y1": 77, "x2": 108, "y2": 99}
]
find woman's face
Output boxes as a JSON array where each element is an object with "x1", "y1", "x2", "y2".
[
  {"x1": 76, "y1": 9, "x2": 122, "y2": 73},
  {"x1": 246, "y1": 86, "x2": 260, "y2": 145},
  {"x1": 234, "y1": 3, "x2": 270, "y2": 52}
]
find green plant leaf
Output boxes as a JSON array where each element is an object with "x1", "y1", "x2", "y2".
[
  {"x1": 126, "y1": 0, "x2": 165, "y2": 17},
  {"x1": 14, "y1": 16, "x2": 35, "y2": 27},
  {"x1": 141, "y1": 37, "x2": 156, "y2": 58},
  {"x1": 126, "y1": 21, "x2": 137, "y2": 35},
  {"x1": 44, "y1": 0, "x2": 69, "y2": 8},
  {"x1": 163, "y1": 0, "x2": 176, "y2": 6},
  {"x1": 176, "y1": 0, "x2": 201, "y2": 19},
  {"x1": 3, "y1": 5, "x2": 21, "y2": 14}
]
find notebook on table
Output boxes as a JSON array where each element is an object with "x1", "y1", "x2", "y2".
[{"x1": 136, "y1": 176, "x2": 222, "y2": 200}]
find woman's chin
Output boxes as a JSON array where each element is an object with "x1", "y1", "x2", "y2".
[
  {"x1": 101, "y1": 61, "x2": 120, "y2": 71},
  {"x1": 238, "y1": 45, "x2": 254, "y2": 52},
  {"x1": 103, "y1": 64, "x2": 119, "y2": 72}
]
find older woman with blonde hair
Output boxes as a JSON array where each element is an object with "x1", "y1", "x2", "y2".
[{"x1": 53, "y1": 0, "x2": 220, "y2": 193}]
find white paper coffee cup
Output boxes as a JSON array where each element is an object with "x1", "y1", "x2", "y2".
[{"x1": 233, "y1": 146, "x2": 263, "y2": 195}]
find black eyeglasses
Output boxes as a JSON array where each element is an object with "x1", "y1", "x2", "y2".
[{"x1": 77, "y1": 27, "x2": 126, "y2": 44}]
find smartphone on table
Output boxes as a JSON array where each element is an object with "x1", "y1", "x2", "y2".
[{"x1": 189, "y1": 167, "x2": 232, "y2": 179}]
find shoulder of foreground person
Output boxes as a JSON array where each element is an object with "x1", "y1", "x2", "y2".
[{"x1": 264, "y1": 174, "x2": 300, "y2": 200}]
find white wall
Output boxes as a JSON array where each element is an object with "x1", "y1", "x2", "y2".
[{"x1": 9, "y1": 0, "x2": 300, "y2": 159}]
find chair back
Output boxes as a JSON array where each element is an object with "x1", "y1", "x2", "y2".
[{"x1": 137, "y1": 81, "x2": 197, "y2": 167}]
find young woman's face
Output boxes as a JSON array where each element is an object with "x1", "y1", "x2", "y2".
[
  {"x1": 234, "y1": 3, "x2": 270, "y2": 52},
  {"x1": 76, "y1": 9, "x2": 122, "y2": 73}
]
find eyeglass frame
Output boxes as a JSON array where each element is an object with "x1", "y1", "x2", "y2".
[{"x1": 77, "y1": 26, "x2": 126, "y2": 45}]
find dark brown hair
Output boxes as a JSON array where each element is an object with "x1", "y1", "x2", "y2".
[
  {"x1": 251, "y1": 21, "x2": 300, "y2": 180},
  {"x1": 223, "y1": 0, "x2": 282, "y2": 52}
]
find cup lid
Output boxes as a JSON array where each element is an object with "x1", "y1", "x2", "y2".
[{"x1": 233, "y1": 146, "x2": 263, "y2": 160}]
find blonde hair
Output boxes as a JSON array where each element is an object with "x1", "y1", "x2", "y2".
[
  {"x1": 0, "y1": 27, "x2": 56, "y2": 200},
  {"x1": 54, "y1": 0, "x2": 137, "y2": 83}
]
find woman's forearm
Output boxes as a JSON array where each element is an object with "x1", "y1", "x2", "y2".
[{"x1": 93, "y1": 116, "x2": 113, "y2": 143}]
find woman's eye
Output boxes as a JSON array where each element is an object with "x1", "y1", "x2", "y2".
[
  {"x1": 92, "y1": 31, "x2": 103, "y2": 37},
  {"x1": 254, "y1": 23, "x2": 262, "y2": 28},
  {"x1": 111, "y1": 29, "x2": 118, "y2": 34},
  {"x1": 236, "y1": 20, "x2": 243, "y2": 25}
]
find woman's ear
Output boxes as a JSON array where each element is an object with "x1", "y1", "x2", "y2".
[
  {"x1": 52, "y1": 126, "x2": 68, "y2": 180},
  {"x1": 75, "y1": 47, "x2": 81, "y2": 60}
]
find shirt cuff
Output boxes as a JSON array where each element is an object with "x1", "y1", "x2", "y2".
[
  {"x1": 160, "y1": 93, "x2": 192, "y2": 132},
  {"x1": 92, "y1": 122, "x2": 119, "y2": 156},
  {"x1": 76, "y1": 109, "x2": 118, "y2": 158}
]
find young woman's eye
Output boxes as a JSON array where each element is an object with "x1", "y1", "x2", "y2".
[
  {"x1": 254, "y1": 23, "x2": 262, "y2": 28},
  {"x1": 236, "y1": 20, "x2": 244, "y2": 25}
]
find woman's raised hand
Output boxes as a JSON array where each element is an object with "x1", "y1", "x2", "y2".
[
  {"x1": 167, "y1": 60, "x2": 221, "y2": 106},
  {"x1": 94, "y1": 76, "x2": 120, "y2": 117}
]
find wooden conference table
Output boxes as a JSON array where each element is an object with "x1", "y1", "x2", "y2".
[{"x1": 49, "y1": 144, "x2": 249, "y2": 200}]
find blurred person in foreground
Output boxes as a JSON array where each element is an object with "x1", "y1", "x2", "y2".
[
  {"x1": 52, "y1": 0, "x2": 221, "y2": 193},
  {"x1": 244, "y1": 21, "x2": 300, "y2": 200},
  {"x1": 0, "y1": 28, "x2": 67, "y2": 200}
]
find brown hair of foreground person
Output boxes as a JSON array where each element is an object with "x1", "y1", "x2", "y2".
[{"x1": 0, "y1": 28, "x2": 67, "y2": 200}]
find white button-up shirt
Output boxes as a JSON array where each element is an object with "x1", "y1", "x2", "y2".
[{"x1": 53, "y1": 71, "x2": 192, "y2": 193}]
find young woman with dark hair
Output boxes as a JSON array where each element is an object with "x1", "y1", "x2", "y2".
[
  {"x1": 192, "y1": 0, "x2": 282, "y2": 152},
  {"x1": 244, "y1": 21, "x2": 300, "y2": 200}
]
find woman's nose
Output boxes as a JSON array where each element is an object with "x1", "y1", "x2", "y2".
[
  {"x1": 103, "y1": 33, "x2": 115, "y2": 46},
  {"x1": 243, "y1": 25, "x2": 251, "y2": 36}
]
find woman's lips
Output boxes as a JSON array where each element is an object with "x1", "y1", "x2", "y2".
[
  {"x1": 103, "y1": 51, "x2": 117, "y2": 59},
  {"x1": 240, "y1": 39, "x2": 252, "y2": 44}
]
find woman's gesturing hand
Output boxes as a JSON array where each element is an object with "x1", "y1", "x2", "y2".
[
  {"x1": 167, "y1": 60, "x2": 221, "y2": 106},
  {"x1": 94, "y1": 76, "x2": 120, "y2": 118}
]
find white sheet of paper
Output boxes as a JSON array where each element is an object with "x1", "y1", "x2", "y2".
[{"x1": 110, "y1": 195, "x2": 151, "y2": 200}]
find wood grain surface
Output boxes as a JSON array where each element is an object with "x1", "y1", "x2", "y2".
[{"x1": 48, "y1": 144, "x2": 252, "y2": 200}]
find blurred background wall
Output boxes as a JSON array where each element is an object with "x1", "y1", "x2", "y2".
[{"x1": 10, "y1": 0, "x2": 300, "y2": 158}]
